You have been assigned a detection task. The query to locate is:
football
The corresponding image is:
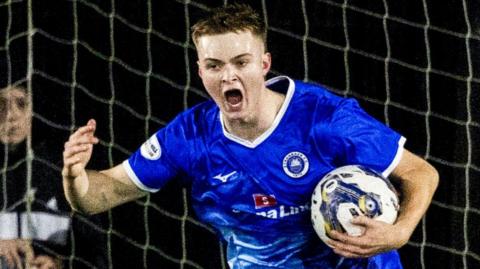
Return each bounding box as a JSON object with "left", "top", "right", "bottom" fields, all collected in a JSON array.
[{"left": 311, "top": 165, "right": 399, "bottom": 246}]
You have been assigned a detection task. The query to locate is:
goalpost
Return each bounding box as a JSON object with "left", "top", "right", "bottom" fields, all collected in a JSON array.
[{"left": 1, "top": 0, "right": 479, "bottom": 268}]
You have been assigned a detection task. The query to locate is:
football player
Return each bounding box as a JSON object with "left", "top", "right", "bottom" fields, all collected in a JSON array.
[{"left": 62, "top": 3, "right": 439, "bottom": 268}]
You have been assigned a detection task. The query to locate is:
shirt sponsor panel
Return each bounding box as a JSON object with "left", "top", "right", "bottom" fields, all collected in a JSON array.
[{"left": 255, "top": 203, "right": 310, "bottom": 219}]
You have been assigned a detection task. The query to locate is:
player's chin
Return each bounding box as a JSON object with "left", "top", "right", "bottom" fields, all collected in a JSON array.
[
  {"left": 222, "top": 111, "right": 246, "bottom": 122},
  {"left": 221, "top": 103, "right": 246, "bottom": 118}
]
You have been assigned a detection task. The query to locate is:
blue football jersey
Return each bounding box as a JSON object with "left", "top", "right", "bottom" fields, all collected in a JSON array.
[{"left": 123, "top": 76, "right": 406, "bottom": 269}]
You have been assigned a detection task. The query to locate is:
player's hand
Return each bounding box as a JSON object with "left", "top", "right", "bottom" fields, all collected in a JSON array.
[
  {"left": 62, "top": 119, "right": 99, "bottom": 179},
  {"left": 0, "top": 239, "right": 34, "bottom": 269},
  {"left": 327, "top": 216, "right": 410, "bottom": 258},
  {"left": 30, "top": 255, "right": 62, "bottom": 269}
]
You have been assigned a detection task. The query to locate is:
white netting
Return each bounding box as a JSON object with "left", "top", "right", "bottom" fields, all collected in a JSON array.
[{"left": 1, "top": 0, "right": 479, "bottom": 268}]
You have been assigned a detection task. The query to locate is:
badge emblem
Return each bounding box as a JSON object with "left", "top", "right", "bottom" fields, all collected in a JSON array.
[
  {"left": 282, "top": 151, "right": 309, "bottom": 178},
  {"left": 140, "top": 134, "right": 161, "bottom": 160}
]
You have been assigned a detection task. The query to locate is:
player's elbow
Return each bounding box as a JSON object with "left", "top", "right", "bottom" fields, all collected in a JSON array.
[{"left": 425, "top": 161, "right": 439, "bottom": 193}]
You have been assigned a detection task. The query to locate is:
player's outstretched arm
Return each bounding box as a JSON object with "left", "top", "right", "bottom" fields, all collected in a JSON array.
[
  {"left": 62, "top": 119, "right": 146, "bottom": 215},
  {"left": 328, "top": 149, "right": 439, "bottom": 258}
]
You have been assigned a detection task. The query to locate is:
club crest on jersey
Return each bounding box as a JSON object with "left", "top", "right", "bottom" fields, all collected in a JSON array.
[
  {"left": 282, "top": 151, "right": 309, "bottom": 178},
  {"left": 140, "top": 134, "right": 161, "bottom": 160}
]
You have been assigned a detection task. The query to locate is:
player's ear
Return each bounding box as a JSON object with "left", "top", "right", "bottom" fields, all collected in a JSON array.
[{"left": 262, "top": 52, "right": 271, "bottom": 76}]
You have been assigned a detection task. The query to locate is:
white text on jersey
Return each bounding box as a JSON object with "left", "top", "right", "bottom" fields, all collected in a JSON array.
[{"left": 256, "top": 203, "right": 310, "bottom": 219}]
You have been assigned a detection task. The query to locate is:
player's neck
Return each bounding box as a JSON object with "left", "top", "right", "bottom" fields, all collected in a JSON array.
[{"left": 223, "top": 89, "right": 285, "bottom": 142}]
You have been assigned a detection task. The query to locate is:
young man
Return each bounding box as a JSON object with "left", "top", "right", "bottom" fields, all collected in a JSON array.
[{"left": 62, "top": 4, "right": 438, "bottom": 268}]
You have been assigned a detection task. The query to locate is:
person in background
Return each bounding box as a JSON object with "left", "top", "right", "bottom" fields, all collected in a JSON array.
[
  {"left": 0, "top": 85, "right": 107, "bottom": 269},
  {"left": 0, "top": 85, "right": 68, "bottom": 269}
]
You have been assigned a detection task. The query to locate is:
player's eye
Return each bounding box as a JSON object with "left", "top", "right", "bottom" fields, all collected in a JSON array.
[
  {"left": 206, "top": 63, "right": 217, "bottom": 69},
  {"left": 205, "top": 62, "right": 222, "bottom": 70},
  {"left": 236, "top": 59, "right": 249, "bottom": 67}
]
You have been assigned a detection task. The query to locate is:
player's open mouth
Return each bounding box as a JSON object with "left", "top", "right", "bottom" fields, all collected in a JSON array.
[{"left": 224, "top": 89, "right": 243, "bottom": 107}]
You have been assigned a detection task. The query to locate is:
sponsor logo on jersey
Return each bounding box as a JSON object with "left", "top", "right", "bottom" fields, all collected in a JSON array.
[
  {"left": 253, "top": 194, "right": 277, "bottom": 209},
  {"left": 140, "top": 134, "right": 161, "bottom": 160},
  {"left": 213, "top": 171, "right": 238, "bottom": 183},
  {"left": 256, "top": 203, "right": 310, "bottom": 219},
  {"left": 282, "top": 151, "right": 309, "bottom": 178}
]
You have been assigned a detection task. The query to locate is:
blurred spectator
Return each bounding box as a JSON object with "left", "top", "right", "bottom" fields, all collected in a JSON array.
[{"left": 0, "top": 85, "right": 107, "bottom": 269}]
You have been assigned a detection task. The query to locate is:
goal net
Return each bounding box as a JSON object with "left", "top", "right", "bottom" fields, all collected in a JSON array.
[{"left": 1, "top": 0, "right": 479, "bottom": 268}]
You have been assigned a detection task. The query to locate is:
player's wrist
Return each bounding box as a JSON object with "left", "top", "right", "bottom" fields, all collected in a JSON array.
[
  {"left": 392, "top": 220, "right": 415, "bottom": 247},
  {"left": 61, "top": 170, "right": 76, "bottom": 179}
]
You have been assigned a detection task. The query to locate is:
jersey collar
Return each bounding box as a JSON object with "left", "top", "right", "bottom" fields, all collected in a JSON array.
[{"left": 220, "top": 76, "right": 295, "bottom": 148}]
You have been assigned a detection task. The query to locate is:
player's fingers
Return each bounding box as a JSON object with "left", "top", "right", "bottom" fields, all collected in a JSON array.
[
  {"left": 63, "top": 153, "right": 84, "bottom": 168},
  {"left": 62, "top": 156, "right": 84, "bottom": 177},
  {"left": 87, "top": 118, "right": 96, "bottom": 127},
  {"left": 328, "top": 231, "right": 367, "bottom": 248},
  {"left": 331, "top": 246, "right": 357, "bottom": 258},
  {"left": 327, "top": 233, "right": 351, "bottom": 246},
  {"left": 63, "top": 144, "right": 91, "bottom": 158},
  {"left": 350, "top": 216, "right": 375, "bottom": 227},
  {"left": 327, "top": 230, "right": 347, "bottom": 242},
  {"left": 69, "top": 126, "right": 94, "bottom": 140},
  {"left": 68, "top": 120, "right": 97, "bottom": 140},
  {"left": 332, "top": 247, "right": 368, "bottom": 259},
  {"left": 62, "top": 156, "right": 83, "bottom": 167},
  {"left": 330, "top": 239, "right": 375, "bottom": 258},
  {"left": 65, "top": 136, "right": 99, "bottom": 149}
]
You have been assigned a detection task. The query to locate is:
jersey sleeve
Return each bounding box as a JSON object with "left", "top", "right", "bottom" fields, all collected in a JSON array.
[
  {"left": 122, "top": 114, "right": 191, "bottom": 192},
  {"left": 320, "top": 98, "right": 406, "bottom": 177}
]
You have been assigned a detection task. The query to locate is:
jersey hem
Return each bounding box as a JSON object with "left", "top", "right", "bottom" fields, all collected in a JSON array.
[{"left": 122, "top": 160, "right": 160, "bottom": 193}]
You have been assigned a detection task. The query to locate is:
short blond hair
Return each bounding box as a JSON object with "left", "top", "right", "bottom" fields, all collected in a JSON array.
[{"left": 191, "top": 3, "right": 266, "bottom": 48}]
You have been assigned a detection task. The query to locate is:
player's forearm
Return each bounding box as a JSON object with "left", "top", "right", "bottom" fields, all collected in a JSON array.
[
  {"left": 65, "top": 168, "right": 147, "bottom": 215},
  {"left": 394, "top": 161, "right": 439, "bottom": 243},
  {"left": 63, "top": 170, "right": 135, "bottom": 215}
]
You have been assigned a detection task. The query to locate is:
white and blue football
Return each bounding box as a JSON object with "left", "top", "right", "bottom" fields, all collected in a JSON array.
[{"left": 311, "top": 165, "right": 400, "bottom": 246}]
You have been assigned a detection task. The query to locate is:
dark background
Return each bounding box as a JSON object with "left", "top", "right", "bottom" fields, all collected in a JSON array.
[{"left": 1, "top": 0, "right": 479, "bottom": 268}]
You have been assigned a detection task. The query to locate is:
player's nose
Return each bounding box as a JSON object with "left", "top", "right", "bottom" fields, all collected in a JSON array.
[{"left": 221, "top": 64, "right": 238, "bottom": 83}]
